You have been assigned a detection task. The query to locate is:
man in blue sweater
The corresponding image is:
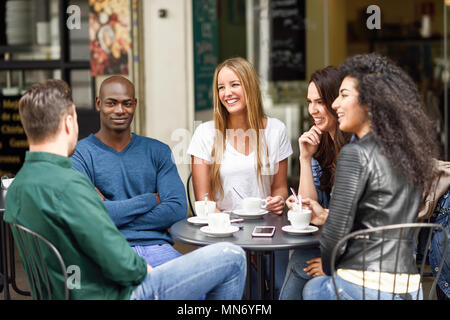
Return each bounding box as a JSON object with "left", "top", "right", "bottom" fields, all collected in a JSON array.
[{"left": 71, "top": 76, "right": 186, "bottom": 267}]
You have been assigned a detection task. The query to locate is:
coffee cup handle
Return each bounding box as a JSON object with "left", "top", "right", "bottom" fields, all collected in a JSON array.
[{"left": 261, "top": 199, "right": 267, "bottom": 209}]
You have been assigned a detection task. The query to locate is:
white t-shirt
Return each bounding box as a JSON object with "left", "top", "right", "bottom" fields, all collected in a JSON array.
[{"left": 187, "top": 117, "right": 293, "bottom": 211}]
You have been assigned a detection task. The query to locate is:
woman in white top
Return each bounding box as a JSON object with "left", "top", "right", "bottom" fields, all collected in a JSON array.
[
  {"left": 187, "top": 57, "right": 292, "bottom": 213},
  {"left": 187, "top": 57, "right": 292, "bottom": 299}
]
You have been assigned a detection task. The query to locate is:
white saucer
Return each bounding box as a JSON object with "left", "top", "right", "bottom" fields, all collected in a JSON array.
[
  {"left": 282, "top": 225, "right": 319, "bottom": 235},
  {"left": 200, "top": 225, "right": 239, "bottom": 237},
  {"left": 187, "top": 216, "right": 208, "bottom": 225},
  {"left": 232, "top": 209, "right": 269, "bottom": 219}
]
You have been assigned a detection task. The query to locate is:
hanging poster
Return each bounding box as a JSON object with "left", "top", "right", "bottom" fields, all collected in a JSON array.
[
  {"left": 0, "top": 95, "right": 27, "bottom": 177},
  {"left": 193, "top": 0, "right": 218, "bottom": 111},
  {"left": 89, "top": 0, "right": 131, "bottom": 76}
]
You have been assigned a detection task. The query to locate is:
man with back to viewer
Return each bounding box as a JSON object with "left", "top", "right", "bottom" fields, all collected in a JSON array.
[
  {"left": 71, "top": 75, "right": 186, "bottom": 267},
  {"left": 3, "top": 79, "right": 246, "bottom": 299}
]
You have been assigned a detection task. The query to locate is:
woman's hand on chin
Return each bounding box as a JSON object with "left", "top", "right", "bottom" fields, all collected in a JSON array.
[{"left": 299, "top": 125, "right": 322, "bottom": 160}]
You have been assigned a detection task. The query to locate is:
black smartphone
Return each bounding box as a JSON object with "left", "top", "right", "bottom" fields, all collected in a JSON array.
[{"left": 251, "top": 226, "right": 276, "bottom": 237}]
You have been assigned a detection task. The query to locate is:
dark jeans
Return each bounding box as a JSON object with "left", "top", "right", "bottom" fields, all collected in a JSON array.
[{"left": 279, "top": 246, "right": 321, "bottom": 300}]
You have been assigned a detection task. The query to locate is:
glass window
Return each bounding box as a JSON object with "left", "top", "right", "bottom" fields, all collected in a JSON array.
[{"left": 71, "top": 70, "right": 92, "bottom": 109}]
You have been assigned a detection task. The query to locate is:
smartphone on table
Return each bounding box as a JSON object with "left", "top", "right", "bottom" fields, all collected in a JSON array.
[{"left": 251, "top": 226, "right": 276, "bottom": 237}]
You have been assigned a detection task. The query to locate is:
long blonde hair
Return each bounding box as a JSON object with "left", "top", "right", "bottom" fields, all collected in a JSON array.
[{"left": 210, "top": 57, "right": 267, "bottom": 200}]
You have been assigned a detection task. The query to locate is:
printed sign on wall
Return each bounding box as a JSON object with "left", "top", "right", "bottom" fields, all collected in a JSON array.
[
  {"left": 0, "top": 95, "right": 27, "bottom": 177},
  {"left": 193, "top": 0, "right": 218, "bottom": 111},
  {"left": 89, "top": 0, "right": 131, "bottom": 76}
]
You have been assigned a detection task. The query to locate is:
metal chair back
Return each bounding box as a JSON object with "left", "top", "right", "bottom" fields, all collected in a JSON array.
[
  {"left": 330, "top": 223, "right": 448, "bottom": 300},
  {"left": 186, "top": 172, "right": 196, "bottom": 216},
  {"left": 8, "top": 223, "right": 69, "bottom": 300}
]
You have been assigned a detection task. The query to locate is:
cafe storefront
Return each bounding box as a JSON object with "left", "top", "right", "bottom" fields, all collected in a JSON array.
[{"left": 0, "top": 0, "right": 448, "bottom": 187}]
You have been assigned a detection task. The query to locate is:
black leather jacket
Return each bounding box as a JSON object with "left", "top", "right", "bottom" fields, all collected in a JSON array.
[{"left": 321, "top": 132, "right": 422, "bottom": 275}]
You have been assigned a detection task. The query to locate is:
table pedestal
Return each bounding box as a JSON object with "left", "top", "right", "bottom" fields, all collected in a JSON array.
[{"left": 171, "top": 212, "right": 321, "bottom": 300}]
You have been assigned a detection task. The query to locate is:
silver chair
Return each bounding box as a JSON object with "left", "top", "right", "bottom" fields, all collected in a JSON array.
[
  {"left": 1, "top": 177, "right": 31, "bottom": 299},
  {"left": 186, "top": 172, "right": 196, "bottom": 216},
  {"left": 330, "top": 223, "right": 448, "bottom": 300},
  {"left": 8, "top": 223, "right": 69, "bottom": 300}
]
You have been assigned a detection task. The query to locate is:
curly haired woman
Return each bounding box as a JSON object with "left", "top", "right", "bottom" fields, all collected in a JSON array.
[{"left": 301, "top": 53, "right": 439, "bottom": 300}]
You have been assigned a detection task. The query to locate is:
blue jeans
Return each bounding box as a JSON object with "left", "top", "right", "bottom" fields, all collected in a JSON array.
[
  {"left": 131, "top": 244, "right": 182, "bottom": 267},
  {"left": 429, "top": 201, "right": 450, "bottom": 299},
  {"left": 303, "top": 275, "right": 423, "bottom": 300},
  {"left": 130, "top": 242, "right": 246, "bottom": 300},
  {"left": 279, "top": 247, "right": 321, "bottom": 300}
]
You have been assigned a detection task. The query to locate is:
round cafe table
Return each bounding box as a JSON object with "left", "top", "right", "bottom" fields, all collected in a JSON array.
[{"left": 170, "top": 212, "right": 320, "bottom": 300}]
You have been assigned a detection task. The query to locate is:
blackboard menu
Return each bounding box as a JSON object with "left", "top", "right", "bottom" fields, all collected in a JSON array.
[
  {"left": 193, "top": 0, "right": 218, "bottom": 111},
  {"left": 0, "top": 95, "right": 27, "bottom": 177},
  {"left": 270, "top": 0, "right": 306, "bottom": 81}
]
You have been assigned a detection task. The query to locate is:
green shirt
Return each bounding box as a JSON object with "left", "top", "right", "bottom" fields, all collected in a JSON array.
[{"left": 3, "top": 152, "right": 147, "bottom": 299}]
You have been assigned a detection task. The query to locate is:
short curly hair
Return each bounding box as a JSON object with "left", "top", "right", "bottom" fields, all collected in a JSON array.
[{"left": 338, "top": 53, "right": 439, "bottom": 189}]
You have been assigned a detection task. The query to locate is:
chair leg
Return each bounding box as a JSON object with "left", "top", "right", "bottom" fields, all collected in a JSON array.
[
  {"left": 8, "top": 233, "right": 30, "bottom": 296},
  {"left": 244, "top": 251, "right": 252, "bottom": 300},
  {"left": 1, "top": 220, "right": 10, "bottom": 299},
  {"left": 257, "top": 252, "right": 264, "bottom": 300}
]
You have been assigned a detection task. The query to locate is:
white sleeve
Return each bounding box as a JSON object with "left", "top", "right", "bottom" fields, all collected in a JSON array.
[
  {"left": 272, "top": 120, "right": 293, "bottom": 162},
  {"left": 187, "top": 122, "right": 214, "bottom": 162}
]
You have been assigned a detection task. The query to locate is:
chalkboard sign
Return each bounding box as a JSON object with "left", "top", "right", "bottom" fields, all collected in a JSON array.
[
  {"left": 193, "top": 0, "right": 218, "bottom": 111},
  {"left": 270, "top": 0, "right": 306, "bottom": 81},
  {"left": 0, "top": 95, "right": 27, "bottom": 177}
]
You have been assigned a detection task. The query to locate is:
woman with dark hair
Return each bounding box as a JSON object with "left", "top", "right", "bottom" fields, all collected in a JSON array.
[
  {"left": 279, "top": 66, "right": 352, "bottom": 299},
  {"left": 302, "top": 53, "right": 439, "bottom": 300},
  {"left": 293, "top": 66, "right": 352, "bottom": 208}
]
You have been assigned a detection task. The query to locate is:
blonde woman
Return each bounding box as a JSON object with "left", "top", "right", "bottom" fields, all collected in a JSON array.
[
  {"left": 187, "top": 57, "right": 292, "bottom": 214},
  {"left": 187, "top": 57, "right": 292, "bottom": 298}
]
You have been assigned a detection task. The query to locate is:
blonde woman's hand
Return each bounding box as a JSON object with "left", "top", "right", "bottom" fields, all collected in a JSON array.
[
  {"left": 301, "top": 197, "right": 329, "bottom": 226},
  {"left": 266, "top": 195, "right": 285, "bottom": 215},
  {"left": 299, "top": 125, "right": 322, "bottom": 160}
]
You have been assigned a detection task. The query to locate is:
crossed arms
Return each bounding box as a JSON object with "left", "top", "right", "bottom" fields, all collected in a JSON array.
[{"left": 72, "top": 149, "right": 187, "bottom": 230}]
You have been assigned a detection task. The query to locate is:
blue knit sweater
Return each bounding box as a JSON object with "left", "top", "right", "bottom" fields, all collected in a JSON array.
[{"left": 71, "top": 133, "right": 187, "bottom": 246}]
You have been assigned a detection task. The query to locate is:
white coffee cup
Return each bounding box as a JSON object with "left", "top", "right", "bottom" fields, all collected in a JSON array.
[
  {"left": 195, "top": 200, "right": 216, "bottom": 218},
  {"left": 208, "top": 212, "right": 231, "bottom": 232},
  {"left": 291, "top": 201, "right": 300, "bottom": 212},
  {"left": 242, "top": 197, "right": 267, "bottom": 213},
  {"left": 288, "top": 208, "right": 312, "bottom": 230}
]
